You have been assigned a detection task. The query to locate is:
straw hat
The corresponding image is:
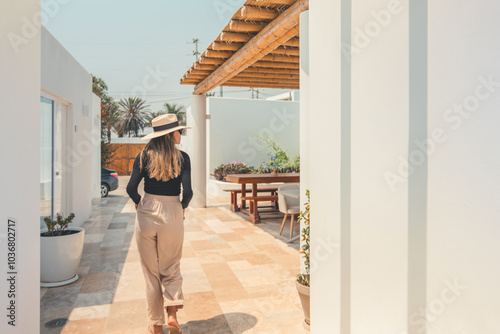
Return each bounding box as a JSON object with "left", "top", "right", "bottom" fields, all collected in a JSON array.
[{"left": 141, "top": 114, "right": 191, "bottom": 141}]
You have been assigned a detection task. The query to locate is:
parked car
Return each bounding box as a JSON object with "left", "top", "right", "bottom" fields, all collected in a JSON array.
[{"left": 101, "top": 168, "right": 119, "bottom": 197}]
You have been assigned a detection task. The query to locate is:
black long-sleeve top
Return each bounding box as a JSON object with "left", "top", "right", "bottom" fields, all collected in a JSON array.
[{"left": 126, "top": 150, "right": 193, "bottom": 209}]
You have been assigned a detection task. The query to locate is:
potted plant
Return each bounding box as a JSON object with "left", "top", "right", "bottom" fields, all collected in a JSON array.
[
  {"left": 296, "top": 189, "right": 310, "bottom": 330},
  {"left": 40, "top": 213, "right": 85, "bottom": 287}
]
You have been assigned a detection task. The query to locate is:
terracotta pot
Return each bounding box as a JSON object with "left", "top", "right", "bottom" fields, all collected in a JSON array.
[
  {"left": 296, "top": 280, "right": 310, "bottom": 330},
  {"left": 40, "top": 227, "right": 85, "bottom": 287}
]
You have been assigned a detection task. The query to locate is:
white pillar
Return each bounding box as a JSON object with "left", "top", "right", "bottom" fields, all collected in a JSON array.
[
  {"left": 299, "top": 10, "right": 310, "bottom": 275},
  {"left": 309, "top": 1, "right": 343, "bottom": 332},
  {"left": 189, "top": 94, "right": 207, "bottom": 208},
  {"left": 0, "top": 1, "right": 41, "bottom": 333}
]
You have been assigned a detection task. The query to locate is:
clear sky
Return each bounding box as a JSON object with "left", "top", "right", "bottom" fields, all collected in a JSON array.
[{"left": 42, "top": 0, "right": 289, "bottom": 112}]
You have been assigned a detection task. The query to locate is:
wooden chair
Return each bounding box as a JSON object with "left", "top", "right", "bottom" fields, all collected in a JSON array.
[{"left": 278, "top": 183, "right": 300, "bottom": 238}]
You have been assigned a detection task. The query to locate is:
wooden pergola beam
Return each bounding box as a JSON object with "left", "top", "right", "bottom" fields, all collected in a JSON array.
[
  {"left": 282, "top": 37, "right": 299, "bottom": 47},
  {"left": 184, "top": 72, "right": 299, "bottom": 84},
  {"left": 222, "top": 81, "right": 299, "bottom": 89},
  {"left": 261, "top": 54, "right": 299, "bottom": 63},
  {"left": 228, "top": 20, "right": 268, "bottom": 33},
  {"left": 238, "top": 6, "right": 280, "bottom": 21},
  {"left": 218, "top": 32, "right": 254, "bottom": 43},
  {"left": 193, "top": 63, "right": 219, "bottom": 71},
  {"left": 228, "top": 76, "right": 299, "bottom": 84},
  {"left": 210, "top": 42, "right": 244, "bottom": 51},
  {"left": 197, "top": 57, "right": 225, "bottom": 65},
  {"left": 188, "top": 69, "right": 212, "bottom": 76},
  {"left": 246, "top": 0, "right": 296, "bottom": 6},
  {"left": 183, "top": 74, "right": 206, "bottom": 80},
  {"left": 251, "top": 61, "right": 300, "bottom": 69},
  {"left": 204, "top": 50, "right": 234, "bottom": 58},
  {"left": 235, "top": 73, "right": 298, "bottom": 80},
  {"left": 268, "top": 46, "right": 300, "bottom": 56},
  {"left": 242, "top": 67, "right": 299, "bottom": 74},
  {"left": 192, "top": 0, "right": 308, "bottom": 94}
]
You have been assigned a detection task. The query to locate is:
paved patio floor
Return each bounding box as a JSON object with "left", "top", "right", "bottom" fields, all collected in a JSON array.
[{"left": 40, "top": 176, "right": 305, "bottom": 334}]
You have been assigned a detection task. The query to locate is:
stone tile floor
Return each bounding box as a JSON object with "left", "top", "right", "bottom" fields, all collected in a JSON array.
[{"left": 40, "top": 176, "right": 305, "bottom": 334}]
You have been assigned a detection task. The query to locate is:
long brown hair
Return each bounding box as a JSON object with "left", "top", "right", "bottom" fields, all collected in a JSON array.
[{"left": 140, "top": 133, "right": 182, "bottom": 181}]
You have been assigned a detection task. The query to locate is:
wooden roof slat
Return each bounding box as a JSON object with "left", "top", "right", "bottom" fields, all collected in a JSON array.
[
  {"left": 243, "top": 67, "right": 299, "bottom": 74},
  {"left": 197, "top": 57, "right": 225, "bottom": 65},
  {"left": 204, "top": 50, "right": 234, "bottom": 59},
  {"left": 282, "top": 37, "right": 299, "bottom": 47},
  {"left": 222, "top": 81, "right": 299, "bottom": 89},
  {"left": 236, "top": 72, "right": 298, "bottom": 79},
  {"left": 218, "top": 32, "right": 254, "bottom": 43},
  {"left": 239, "top": 6, "right": 280, "bottom": 21},
  {"left": 261, "top": 54, "right": 299, "bottom": 63},
  {"left": 268, "top": 46, "right": 300, "bottom": 56},
  {"left": 193, "top": 63, "right": 219, "bottom": 71},
  {"left": 227, "top": 75, "right": 299, "bottom": 83},
  {"left": 210, "top": 42, "right": 245, "bottom": 51},
  {"left": 245, "top": 0, "right": 297, "bottom": 7},
  {"left": 188, "top": 70, "right": 212, "bottom": 76},
  {"left": 251, "top": 60, "right": 300, "bottom": 69},
  {"left": 228, "top": 20, "right": 268, "bottom": 33}
]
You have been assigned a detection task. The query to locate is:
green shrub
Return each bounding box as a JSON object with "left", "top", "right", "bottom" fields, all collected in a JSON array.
[{"left": 213, "top": 162, "right": 255, "bottom": 181}]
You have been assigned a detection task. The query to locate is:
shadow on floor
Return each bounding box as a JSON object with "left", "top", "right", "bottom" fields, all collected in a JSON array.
[
  {"left": 182, "top": 312, "right": 257, "bottom": 334},
  {"left": 212, "top": 202, "right": 301, "bottom": 252}
]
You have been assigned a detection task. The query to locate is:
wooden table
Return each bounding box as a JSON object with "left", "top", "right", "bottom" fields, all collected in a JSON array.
[{"left": 225, "top": 173, "right": 300, "bottom": 223}]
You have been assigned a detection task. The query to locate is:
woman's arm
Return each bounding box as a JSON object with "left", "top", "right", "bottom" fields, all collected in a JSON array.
[
  {"left": 126, "top": 153, "right": 144, "bottom": 205},
  {"left": 181, "top": 153, "right": 193, "bottom": 209}
]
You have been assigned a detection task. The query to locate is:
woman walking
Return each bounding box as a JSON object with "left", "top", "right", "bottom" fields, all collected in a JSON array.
[{"left": 126, "top": 114, "right": 193, "bottom": 334}]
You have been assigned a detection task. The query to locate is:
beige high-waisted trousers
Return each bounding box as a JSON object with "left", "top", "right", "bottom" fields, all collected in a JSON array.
[{"left": 135, "top": 193, "right": 184, "bottom": 326}]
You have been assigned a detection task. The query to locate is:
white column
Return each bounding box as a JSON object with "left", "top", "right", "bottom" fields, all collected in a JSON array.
[
  {"left": 309, "top": 1, "right": 343, "bottom": 332},
  {"left": 0, "top": 1, "right": 41, "bottom": 333},
  {"left": 350, "top": 0, "right": 410, "bottom": 332},
  {"left": 189, "top": 94, "right": 207, "bottom": 208},
  {"left": 299, "top": 10, "right": 310, "bottom": 275}
]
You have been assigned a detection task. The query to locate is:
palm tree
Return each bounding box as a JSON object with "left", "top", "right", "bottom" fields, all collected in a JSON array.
[
  {"left": 145, "top": 111, "right": 166, "bottom": 127},
  {"left": 101, "top": 101, "right": 119, "bottom": 142},
  {"left": 163, "top": 103, "right": 187, "bottom": 126},
  {"left": 116, "top": 97, "right": 150, "bottom": 137}
]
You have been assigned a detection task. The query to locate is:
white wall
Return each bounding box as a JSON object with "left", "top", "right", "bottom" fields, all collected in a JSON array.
[
  {"left": 206, "top": 97, "right": 300, "bottom": 176},
  {"left": 308, "top": 0, "right": 500, "bottom": 333},
  {"left": 41, "top": 26, "right": 96, "bottom": 227},
  {"left": 0, "top": 1, "right": 41, "bottom": 332},
  {"left": 427, "top": 1, "right": 500, "bottom": 333}
]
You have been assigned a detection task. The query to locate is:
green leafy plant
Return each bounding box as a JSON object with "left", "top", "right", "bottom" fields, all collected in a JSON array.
[
  {"left": 297, "top": 190, "right": 310, "bottom": 287},
  {"left": 42, "top": 213, "right": 76, "bottom": 237},
  {"left": 255, "top": 133, "right": 300, "bottom": 173},
  {"left": 213, "top": 162, "right": 255, "bottom": 182}
]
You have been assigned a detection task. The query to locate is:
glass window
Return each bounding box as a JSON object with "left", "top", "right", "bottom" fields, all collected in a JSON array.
[{"left": 40, "top": 96, "right": 53, "bottom": 228}]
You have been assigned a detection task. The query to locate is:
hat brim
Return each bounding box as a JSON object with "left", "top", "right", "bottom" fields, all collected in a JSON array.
[{"left": 141, "top": 125, "right": 191, "bottom": 141}]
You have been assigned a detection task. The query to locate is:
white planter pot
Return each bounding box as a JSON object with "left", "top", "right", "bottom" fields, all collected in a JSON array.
[{"left": 40, "top": 227, "right": 85, "bottom": 287}]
